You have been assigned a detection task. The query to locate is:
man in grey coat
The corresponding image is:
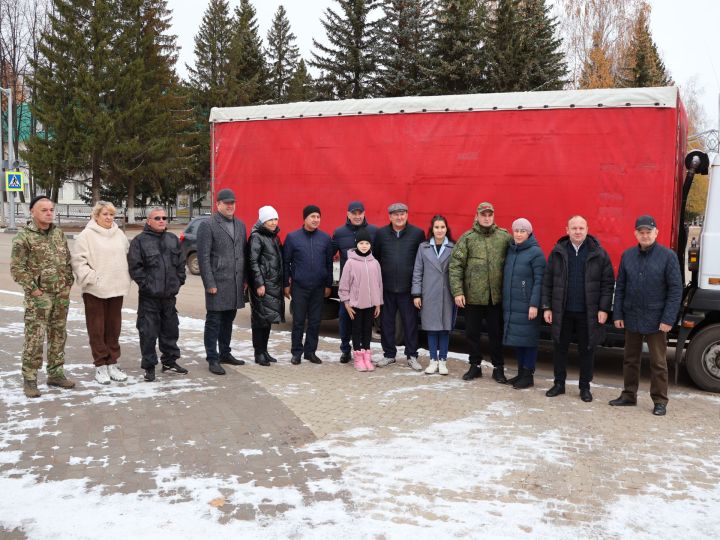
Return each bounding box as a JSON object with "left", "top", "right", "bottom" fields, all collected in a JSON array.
[{"left": 197, "top": 188, "right": 248, "bottom": 375}]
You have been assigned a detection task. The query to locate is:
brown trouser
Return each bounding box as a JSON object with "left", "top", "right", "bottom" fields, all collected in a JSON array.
[
  {"left": 621, "top": 330, "right": 669, "bottom": 405},
  {"left": 83, "top": 293, "right": 123, "bottom": 366}
]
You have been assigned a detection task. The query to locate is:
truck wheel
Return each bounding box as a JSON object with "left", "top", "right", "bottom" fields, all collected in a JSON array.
[
  {"left": 685, "top": 324, "right": 720, "bottom": 392},
  {"left": 187, "top": 252, "right": 200, "bottom": 275}
]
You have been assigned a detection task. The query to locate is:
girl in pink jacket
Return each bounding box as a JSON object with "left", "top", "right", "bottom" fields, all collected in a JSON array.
[{"left": 338, "top": 229, "right": 383, "bottom": 372}]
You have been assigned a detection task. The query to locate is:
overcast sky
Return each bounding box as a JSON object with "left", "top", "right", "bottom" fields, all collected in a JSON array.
[{"left": 166, "top": 0, "right": 720, "bottom": 131}]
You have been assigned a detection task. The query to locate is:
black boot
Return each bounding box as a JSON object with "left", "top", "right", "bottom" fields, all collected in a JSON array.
[
  {"left": 339, "top": 351, "right": 352, "bottom": 364},
  {"left": 263, "top": 352, "right": 277, "bottom": 363},
  {"left": 545, "top": 383, "right": 566, "bottom": 397},
  {"left": 254, "top": 353, "right": 270, "bottom": 366},
  {"left": 512, "top": 368, "right": 534, "bottom": 389},
  {"left": 462, "top": 364, "right": 482, "bottom": 381},
  {"left": 492, "top": 367, "right": 508, "bottom": 384}
]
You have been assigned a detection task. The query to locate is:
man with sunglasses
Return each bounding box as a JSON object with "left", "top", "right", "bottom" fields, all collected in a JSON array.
[{"left": 128, "top": 207, "right": 188, "bottom": 381}]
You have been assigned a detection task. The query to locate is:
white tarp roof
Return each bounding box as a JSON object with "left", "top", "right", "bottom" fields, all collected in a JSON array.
[{"left": 209, "top": 86, "right": 679, "bottom": 123}]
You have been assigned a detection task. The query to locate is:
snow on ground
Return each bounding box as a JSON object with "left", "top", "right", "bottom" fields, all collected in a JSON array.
[{"left": 1, "top": 298, "right": 719, "bottom": 538}]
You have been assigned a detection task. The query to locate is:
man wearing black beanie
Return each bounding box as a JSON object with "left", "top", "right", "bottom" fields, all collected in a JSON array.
[{"left": 283, "top": 205, "right": 333, "bottom": 364}]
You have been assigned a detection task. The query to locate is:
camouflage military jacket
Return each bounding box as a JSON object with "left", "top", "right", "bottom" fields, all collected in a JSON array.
[
  {"left": 449, "top": 222, "right": 511, "bottom": 305},
  {"left": 11, "top": 221, "right": 74, "bottom": 295}
]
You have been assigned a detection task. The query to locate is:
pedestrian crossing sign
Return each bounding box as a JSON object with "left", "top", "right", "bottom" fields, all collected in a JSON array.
[{"left": 5, "top": 171, "right": 24, "bottom": 191}]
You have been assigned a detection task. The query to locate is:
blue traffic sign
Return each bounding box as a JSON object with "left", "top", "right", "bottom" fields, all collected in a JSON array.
[{"left": 5, "top": 171, "right": 24, "bottom": 191}]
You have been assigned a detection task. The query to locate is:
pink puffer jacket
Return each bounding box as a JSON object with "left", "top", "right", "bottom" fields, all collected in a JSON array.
[{"left": 338, "top": 249, "right": 383, "bottom": 308}]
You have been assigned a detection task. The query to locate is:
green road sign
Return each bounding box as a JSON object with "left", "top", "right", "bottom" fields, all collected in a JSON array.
[{"left": 5, "top": 171, "right": 24, "bottom": 192}]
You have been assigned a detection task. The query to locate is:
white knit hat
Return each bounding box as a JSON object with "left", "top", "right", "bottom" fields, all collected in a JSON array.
[{"left": 258, "top": 205, "right": 279, "bottom": 223}]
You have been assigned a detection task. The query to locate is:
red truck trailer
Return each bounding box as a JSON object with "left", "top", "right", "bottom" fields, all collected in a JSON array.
[
  {"left": 210, "top": 87, "right": 686, "bottom": 272},
  {"left": 208, "top": 87, "right": 720, "bottom": 393}
]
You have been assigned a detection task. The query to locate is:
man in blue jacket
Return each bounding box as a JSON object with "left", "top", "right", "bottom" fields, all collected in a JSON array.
[
  {"left": 284, "top": 205, "right": 333, "bottom": 365},
  {"left": 332, "top": 201, "right": 378, "bottom": 363},
  {"left": 373, "top": 202, "right": 425, "bottom": 370},
  {"left": 610, "top": 215, "right": 682, "bottom": 416}
]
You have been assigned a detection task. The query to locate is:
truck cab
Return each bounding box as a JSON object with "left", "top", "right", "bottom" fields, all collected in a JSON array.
[{"left": 675, "top": 152, "right": 720, "bottom": 392}]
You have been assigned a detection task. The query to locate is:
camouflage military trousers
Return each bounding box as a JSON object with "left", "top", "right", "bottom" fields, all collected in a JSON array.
[{"left": 22, "top": 291, "right": 70, "bottom": 381}]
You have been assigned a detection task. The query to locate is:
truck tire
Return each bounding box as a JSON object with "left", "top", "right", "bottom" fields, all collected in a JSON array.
[
  {"left": 685, "top": 324, "right": 720, "bottom": 393},
  {"left": 187, "top": 252, "right": 200, "bottom": 275}
]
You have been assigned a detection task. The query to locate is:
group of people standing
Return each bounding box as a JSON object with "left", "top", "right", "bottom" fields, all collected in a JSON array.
[
  {"left": 11, "top": 196, "right": 187, "bottom": 396},
  {"left": 11, "top": 191, "right": 683, "bottom": 415}
]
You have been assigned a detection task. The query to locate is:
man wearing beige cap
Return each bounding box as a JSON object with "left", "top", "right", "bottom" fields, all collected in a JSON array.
[
  {"left": 449, "top": 202, "right": 511, "bottom": 382},
  {"left": 373, "top": 202, "right": 425, "bottom": 370}
]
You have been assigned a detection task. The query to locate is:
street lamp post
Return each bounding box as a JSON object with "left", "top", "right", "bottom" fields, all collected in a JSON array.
[{"left": 1, "top": 87, "right": 18, "bottom": 231}]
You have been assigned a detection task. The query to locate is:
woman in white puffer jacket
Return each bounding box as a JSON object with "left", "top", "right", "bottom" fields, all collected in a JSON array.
[{"left": 71, "top": 201, "right": 131, "bottom": 385}]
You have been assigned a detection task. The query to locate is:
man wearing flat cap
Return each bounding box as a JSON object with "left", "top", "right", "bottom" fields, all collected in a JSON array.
[
  {"left": 609, "top": 215, "right": 682, "bottom": 416},
  {"left": 332, "top": 201, "right": 378, "bottom": 363},
  {"left": 11, "top": 195, "right": 76, "bottom": 397},
  {"left": 283, "top": 205, "right": 333, "bottom": 365},
  {"left": 373, "top": 202, "right": 425, "bottom": 370},
  {"left": 197, "top": 188, "right": 248, "bottom": 375},
  {"left": 449, "top": 202, "right": 511, "bottom": 382}
]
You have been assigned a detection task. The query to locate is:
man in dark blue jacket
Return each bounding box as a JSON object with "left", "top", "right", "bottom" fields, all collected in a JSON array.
[
  {"left": 332, "top": 201, "right": 378, "bottom": 363},
  {"left": 284, "top": 205, "right": 333, "bottom": 365},
  {"left": 373, "top": 202, "right": 425, "bottom": 370},
  {"left": 128, "top": 207, "right": 188, "bottom": 382},
  {"left": 610, "top": 215, "right": 682, "bottom": 416}
]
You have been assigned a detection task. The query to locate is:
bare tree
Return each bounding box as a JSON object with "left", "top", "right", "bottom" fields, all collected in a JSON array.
[
  {"left": 555, "top": 0, "right": 644, "bottom": 88},
  {"left": 1, "top": 0, "right": 51, "bottom": 200}
]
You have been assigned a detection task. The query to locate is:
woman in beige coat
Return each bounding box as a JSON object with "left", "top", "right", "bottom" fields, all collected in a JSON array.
[{"left": 71, "top": 201, "right": 131, "bottom": 384}]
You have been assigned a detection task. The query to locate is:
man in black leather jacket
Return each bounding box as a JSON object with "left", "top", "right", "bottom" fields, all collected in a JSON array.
[{"left": 128, "top": 207, "right": 187, "bottom": 381}]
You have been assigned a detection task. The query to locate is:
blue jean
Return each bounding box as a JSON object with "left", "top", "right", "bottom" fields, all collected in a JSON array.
[
  {"left": 338, "top": 302, "right": 352, "bottom": 354},
  {"left": 204, "top": 310, "right": 236, "bottom": 363},
  {"left": 427, "top": 331, "right": 450, "bottom": 360},
  {"left": 515, "top": 346, "right": 538, "bottom": 370}
]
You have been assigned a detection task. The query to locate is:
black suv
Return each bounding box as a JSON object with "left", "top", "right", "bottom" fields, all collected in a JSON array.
[{"left": 179, "top": 215, "right": 209, "bottom": 275}]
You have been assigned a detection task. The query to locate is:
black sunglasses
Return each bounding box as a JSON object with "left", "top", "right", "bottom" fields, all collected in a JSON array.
[{"left": 152, "top": 216, "right": 168, "bottom": 221}]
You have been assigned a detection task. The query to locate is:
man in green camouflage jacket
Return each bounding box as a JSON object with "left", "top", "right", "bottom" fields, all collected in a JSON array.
[
  {"left": 449, "top": 202, "right": 511, "bottom": 383},
  {"left": 10, "top": 196, "right": 76, "bottom": 398}
]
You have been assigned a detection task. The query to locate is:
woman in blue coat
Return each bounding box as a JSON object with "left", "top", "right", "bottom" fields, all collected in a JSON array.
[{"left": 502, "top": 218, "right": 546, "bottom": 389}]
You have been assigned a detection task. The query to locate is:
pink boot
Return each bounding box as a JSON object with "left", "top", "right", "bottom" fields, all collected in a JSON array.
[
  {"left": 353, "top": 350, "right": 367, "bottom": 372},
  {"left": 363, "top": 349, "right": 375, "bottom": 372}
]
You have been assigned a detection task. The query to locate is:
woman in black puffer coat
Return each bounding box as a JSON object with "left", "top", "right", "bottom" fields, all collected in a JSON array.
[{"left": 248, "top": 206, "right": 285, "bottom": 366}]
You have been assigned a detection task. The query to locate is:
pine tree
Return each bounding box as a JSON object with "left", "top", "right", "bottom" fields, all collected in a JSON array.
[
  {"left": 286, "top": 59, "right": 316, "bottom": 102},
  {"left": 107, "top": 0, "right": 192, "bottom": 216},
  {"left": 310, "top": 0, "right": 378, "bottom": 100},
  {"left": 618, "top": 4, "right": 672, "bottom": 88},
  {"left": 26, "top": 0, "right": 121, "bottom": 202},
  {"left": 186, "top": 0, "right": 234, "bottom": 108},
  {"left": 374, "top": 0, "right": 434, "bottom": 97},
  {"left": 266, "top": 5, "right": 300, "bottom": 102},
  {"left": 185, "top": 0, "right": 234, "bottom": 196},
  {"left": 229, "top": 0, "right": 271, "bottom": 105},
  {"left": 484, "top": 0, "right": 566, "bottom": 93},
  {"left": 429, "top": 0, "right": 486, "bottom": 95},
  {"left": 579, "top": 30, "right": 615, "bottom": 89}
]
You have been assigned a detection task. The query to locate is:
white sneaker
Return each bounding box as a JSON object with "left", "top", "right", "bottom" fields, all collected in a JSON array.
[
  {"left": 407, "top": 357, "right": 422, "bottom": 372},
  {"left": 425, "top": 360, "right": 439, "bottom": 375},
  {"left": 107, "top": 364, "right": 127, "bottom": 382},
  {"left": 376, "top": 357, "right": 396, "bottom": 368},
  {"left": 438, "top": 360, "right": 449, "bottom": 375},
  {"left": 95, "top": 366, "right": 111, "bottom": 385}
]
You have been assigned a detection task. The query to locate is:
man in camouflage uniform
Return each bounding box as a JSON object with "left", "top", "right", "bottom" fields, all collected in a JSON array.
[
  {"left": 10, "top": 196, "right": 76, "bottom": 398},
  {"left": 449, "top": 202, "right": 512, "bottom": 383}
]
